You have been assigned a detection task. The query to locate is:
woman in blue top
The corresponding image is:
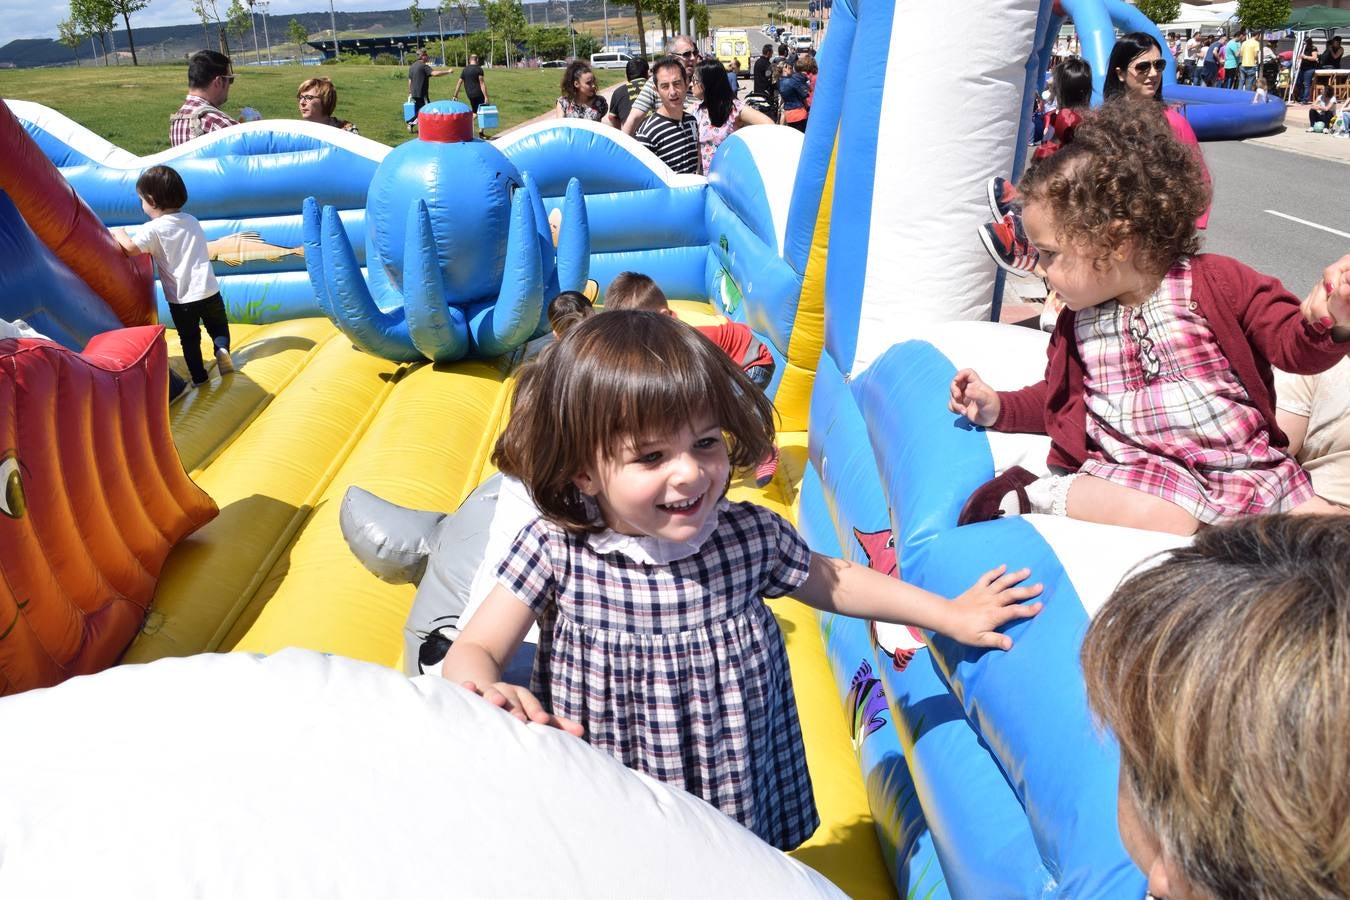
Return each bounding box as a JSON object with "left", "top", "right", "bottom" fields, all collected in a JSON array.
[{"left": 777, "top": 57, "right": 811, "bottom": 132}]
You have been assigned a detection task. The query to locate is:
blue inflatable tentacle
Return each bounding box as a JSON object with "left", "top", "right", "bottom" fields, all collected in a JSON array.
[
  {"left": 320, "top": 204, "right": 421, "bottom": 361},
  {"left": 555, "top": 177, "right": 590, "bottom": 295},
  {"left": 522, "top": 173, "right": 558, "bottom": 339},
  {"left": 468, "top": 188, "right": 543, "bottom": 357},
  {"left": 301, "top": 197, "right": 335, "bottom": 319},
  {"left": 403, "top": 200, "right": 470, "bottom": 363}
]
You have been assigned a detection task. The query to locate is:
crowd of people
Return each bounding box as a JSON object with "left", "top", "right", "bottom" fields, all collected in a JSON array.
[{"left": 130, "top": 36, "right": 1350, "bottom": 895}]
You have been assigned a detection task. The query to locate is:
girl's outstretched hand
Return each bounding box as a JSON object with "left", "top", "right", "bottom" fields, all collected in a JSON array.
[
  {"left": 460, "top": 679, "right": 586, "bottom": 738},
  {"left": 949, "top": 369, "right": 1001, "bottom": 427},
  {"left": 947, "top": 564, "right": 1043, "bottom": 650},
  {"left": 1302, "top": 254, "right": 1350, "bottom": 332}
]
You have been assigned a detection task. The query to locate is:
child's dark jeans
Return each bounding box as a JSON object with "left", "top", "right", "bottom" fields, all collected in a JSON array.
[{"left": 168, "top": 291, "right": 231, "bottom": 385}]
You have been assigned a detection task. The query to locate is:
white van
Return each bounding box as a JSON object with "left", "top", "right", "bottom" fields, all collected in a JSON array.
[
  {"left": 590, "top": 51, "right": 633, "bottom": 69},
  {"left": 793, "top": 35, "right": 814, "bottom": 51}
]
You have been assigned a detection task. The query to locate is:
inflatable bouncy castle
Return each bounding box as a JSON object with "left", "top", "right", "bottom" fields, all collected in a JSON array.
[{"left": 2, "top": 0, "right": 1257, "bottom": 894}]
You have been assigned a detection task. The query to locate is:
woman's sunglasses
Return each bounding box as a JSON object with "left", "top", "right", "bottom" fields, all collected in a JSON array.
[{"left": 1130, "top": 59, "right": 1167, "bottom": 76}]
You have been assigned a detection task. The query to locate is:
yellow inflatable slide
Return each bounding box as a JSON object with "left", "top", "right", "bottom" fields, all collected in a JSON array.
[{"left": 136, "top": 304, "right": 892, "bottom": 898}]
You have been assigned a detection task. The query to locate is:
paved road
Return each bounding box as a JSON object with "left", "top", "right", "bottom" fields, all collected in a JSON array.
[{"left": 1201, "top": 140, "right": 1350, "bottom": 294}]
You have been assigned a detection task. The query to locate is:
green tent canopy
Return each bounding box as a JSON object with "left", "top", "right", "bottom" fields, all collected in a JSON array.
[{"left": 1283, "top": 5, "right": 1350, "bottom": 30}]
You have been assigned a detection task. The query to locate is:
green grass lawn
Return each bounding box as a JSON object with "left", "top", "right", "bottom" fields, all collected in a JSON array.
[{"left": 0, "top": 63, "right": 623, "bottom": 155}]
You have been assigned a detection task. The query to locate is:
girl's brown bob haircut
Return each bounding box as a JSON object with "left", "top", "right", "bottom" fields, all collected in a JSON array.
[
  {"left": 492, "top": 310, "right": 776, "bottom": 533},
  {"left": 1018, "top": 98, "right": 1209, "bottom": 276},
  {"left": 1082, "top": 514, "right": 1350, "bottom": 899}
]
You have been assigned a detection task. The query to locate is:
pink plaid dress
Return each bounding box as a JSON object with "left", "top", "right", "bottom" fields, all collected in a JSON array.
[{"left": 1074, "top": 258, "right": 1313, "bottom": 524}]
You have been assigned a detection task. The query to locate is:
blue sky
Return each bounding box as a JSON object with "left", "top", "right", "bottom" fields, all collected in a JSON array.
[{"left": 4, "top": 0, "right": 542, "bottom": 43}]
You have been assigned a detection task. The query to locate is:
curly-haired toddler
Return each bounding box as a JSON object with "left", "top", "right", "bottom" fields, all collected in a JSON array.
[{"left": 951, "top": 100, "right": 1350, "bottom": 535}]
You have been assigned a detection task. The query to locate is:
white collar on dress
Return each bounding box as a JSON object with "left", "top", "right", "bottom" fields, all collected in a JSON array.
[{"left": 585, "top": 498, "right": 727, "bottom": 565}]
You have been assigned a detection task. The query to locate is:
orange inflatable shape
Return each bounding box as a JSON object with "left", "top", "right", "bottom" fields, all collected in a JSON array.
[{"left": 0, "top": 325, "right": 217, "bottom": 694}]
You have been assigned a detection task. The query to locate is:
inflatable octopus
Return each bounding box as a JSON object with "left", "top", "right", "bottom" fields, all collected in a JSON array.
[{"left": 303, "top": 101, "right": 590, "bottom": 362}]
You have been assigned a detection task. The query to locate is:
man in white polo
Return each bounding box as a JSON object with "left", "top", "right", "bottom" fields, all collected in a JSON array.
[{"left": 622, "top": 35, "right": 700, "bottom": 135}]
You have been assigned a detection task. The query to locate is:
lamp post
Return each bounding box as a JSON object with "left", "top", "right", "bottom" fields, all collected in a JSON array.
[
  {"left": 564, "top": 0, "right": 576, "bottom": 58},
  {"left": 603, "top": 0, "right": 609, "bottom": 49},
  {"left": 258, "top": 0, "right": 272, "bottom": 64},
  {"left": 329, "top": 0, "right": 340, "bottom": 60},
  {"left": 247, "top": 0, "right": 260, "bottom": 62}
]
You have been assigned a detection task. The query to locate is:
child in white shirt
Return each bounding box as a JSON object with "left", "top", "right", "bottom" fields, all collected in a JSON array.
[{"left": 112, "top": 165, "right": 232, "bottom": 386}]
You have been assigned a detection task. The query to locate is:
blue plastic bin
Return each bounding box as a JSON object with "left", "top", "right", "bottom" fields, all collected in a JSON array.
[
  {"left": 403, "top": 100, "right": 417, "bottom": 124},
  {"left": 476, "top": 105, "right": 499, "bottom": 130}
]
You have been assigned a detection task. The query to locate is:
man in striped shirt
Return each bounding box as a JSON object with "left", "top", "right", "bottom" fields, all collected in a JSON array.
[
  {"left": 170, "top": 51, "right": 238, "bottom": 147},
  {"left": 634, "top": 57, "right": 700, "bottom": 175},
  {"left": 621, "top": 35, "right": 700, "bottom": 134}
]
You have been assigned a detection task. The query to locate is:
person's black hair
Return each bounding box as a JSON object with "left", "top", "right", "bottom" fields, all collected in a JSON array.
[
  {"left": 1052, "top": 56, "right": 1093, "bottom": 110},
  {"left": 136, "top": 165, "right": 189, "bottom": 210},
  {"left": 761, "top": 43, "right": 772, "bottom": 54},
  {"left": 695, "top": 58, "right": 735, "bottom": 128},
  {"left": 650, "top": 55, "right": 685, "bottom": 86},
  {"left": 777, "top": 43, "right": 788, "bottom": 56},
  {"left": 1104, "top": 31, "right": 1163, "bottom": 102},
  {"left": 625, "top": 56, "right": 649, "bottom": 81},
  {"left": 187, "top": 49, "right": 231, "bottom": 90},
  {"left": 560, "top": 59, "right": 594, "bottom": 105}
]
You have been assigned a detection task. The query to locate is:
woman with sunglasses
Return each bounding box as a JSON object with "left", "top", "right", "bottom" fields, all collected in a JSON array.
[
  {"left": 296, "top": 77, "right": 358, "bottom": 134},
  {"left": 1105, "top": 31, "right": 1211, "bottom": 229}
]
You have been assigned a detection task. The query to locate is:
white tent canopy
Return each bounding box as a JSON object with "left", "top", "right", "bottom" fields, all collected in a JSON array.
[{"left": 1160, "top": 1, "right": 1238, "bottom": 31}]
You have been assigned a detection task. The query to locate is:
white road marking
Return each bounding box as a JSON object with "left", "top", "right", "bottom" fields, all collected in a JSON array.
[{"left": 1264, "top": 210, "right": 1350, "bottom": 240}]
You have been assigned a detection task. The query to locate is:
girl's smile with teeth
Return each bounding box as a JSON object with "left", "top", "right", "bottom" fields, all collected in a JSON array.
[{"left": 573, "top": 420, "right": 730, "bottom": 542}]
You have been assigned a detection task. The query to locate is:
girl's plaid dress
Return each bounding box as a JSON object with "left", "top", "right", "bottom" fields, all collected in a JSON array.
[
  {"left": 494, "top": 499, "right": 819, "bottom": 851},
  {"left": 1074, "top": 258, "right": 1313, "bottom": 524}
]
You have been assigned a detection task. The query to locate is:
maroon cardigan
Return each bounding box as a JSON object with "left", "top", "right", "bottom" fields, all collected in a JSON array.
[{"left": 994, "top": 254, "right": 1350, "bottom": 472}]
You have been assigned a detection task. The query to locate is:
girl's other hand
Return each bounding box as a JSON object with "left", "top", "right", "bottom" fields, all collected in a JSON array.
[
  {"left": 460, "top": 679, "right": 586, "bottom": 738},
  {"left": 1302, "top": 254, "right": 1350, "bottom": 331},
  {"left": 948, "top": 368, "right": 1002, "bottom": 427},
  {"left": 947, "top": 564, "right": 1043, "bottom": 650}
]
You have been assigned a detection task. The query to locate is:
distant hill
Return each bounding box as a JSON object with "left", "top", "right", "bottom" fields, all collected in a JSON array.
[
  {"left": 0, "top": 0, "right": 756, "bottom": 70},
  {"left": 1, "top": 9, "right": 489, "bottom": 69}
]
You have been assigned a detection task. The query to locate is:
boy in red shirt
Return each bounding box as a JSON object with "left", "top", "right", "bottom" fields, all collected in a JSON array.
[{"left": 604, "top": 272, "right": 779, "bottom": 484}]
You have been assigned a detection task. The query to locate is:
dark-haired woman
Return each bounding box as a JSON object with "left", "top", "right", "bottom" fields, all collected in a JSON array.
[
  {"left": 552, "top": 60, "right": 610, "bottom": 123},
  {"left": 1105, "top": 31, "right": 1210, "bottom": 229},
  {"left": 1297, "top": 39, "right": 1321, "bottom": 102},
  {"left": 691, "top": 58, "right": 772, "bottom": 173}
]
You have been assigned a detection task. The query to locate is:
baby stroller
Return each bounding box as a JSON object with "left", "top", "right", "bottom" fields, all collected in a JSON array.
[{"left": 746, "top": 90, "right": 778, "bottom": 123}]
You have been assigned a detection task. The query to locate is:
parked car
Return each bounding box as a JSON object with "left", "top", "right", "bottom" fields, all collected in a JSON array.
[
  {"left": 590, "top": 51, "right": 633, "bottom": 69},
  {"left": 793, "top": 35, "right": 814, "bottom": 51},
  {"left": 541, "top": 59, "right": 568, "bottom": 68}
]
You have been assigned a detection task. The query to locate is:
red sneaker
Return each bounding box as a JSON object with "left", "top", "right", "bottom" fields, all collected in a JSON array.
[
  {"left": 987, "top": 175, "right": 1020, "bottom": 219},
  {"left": 755, "top": 446, "right": 780, "bottom": 488},
  {"left": 979, "top": 213, "right": 1040, "bottom": 278}
]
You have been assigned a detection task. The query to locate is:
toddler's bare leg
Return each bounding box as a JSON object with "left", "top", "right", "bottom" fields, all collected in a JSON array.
[
  {"left": 1065, "top": 475, "right": 1200, "bottom": 535},
  {"left": 1290, "top": 495, "right": 1344, "bottom": 516}
]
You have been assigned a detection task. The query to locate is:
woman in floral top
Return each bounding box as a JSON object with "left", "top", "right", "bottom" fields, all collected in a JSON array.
[
  {"left": 691, "top": 59, "right": 772, "bottom": 173},
  {"left": 553, "top": 60, "right": 610, "bottom": 123}
]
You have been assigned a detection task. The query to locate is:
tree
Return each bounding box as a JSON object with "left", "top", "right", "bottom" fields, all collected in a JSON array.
[
  {"left": 690, "top": 2, "right": 708, "bottom": 41},
  {"left": 109, "top": 0, "right": 149, "bottom": 64},
  {"left": 634, "top": 0, "right": 648, "bottom": 60},
  {"left": 57, "top": 15, "right": 91, "bottom": 65},
  {"left": 455, "top": 0, "right": 474, "bottom": 58},
  {"left": 481, "top": 0, "right": 525, "bottom": 66},
  {"left": 226, "top": 0, "right": 252, "bottom": 48},
  {"left": 1237, "top": 0, "right": 1291, "bottom": 33},
  {"left": 409, "top": 0, "right": 426, "bottom": 44},
  {"left": 70, "top": 0, "right": 116, "bottom": 65},
  {"left": 287, "top": 17, "right": 308, "bottom": 54},
  {"left": 1133, "top": 0, "right": 1179, "bottom": 25},
  {"left": 191, "top": 0, "right": 229, "bottom": 53}
]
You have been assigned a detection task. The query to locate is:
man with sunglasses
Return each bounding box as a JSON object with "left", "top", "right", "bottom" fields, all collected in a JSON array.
[
  {"left": 621, "top": 35, "right": 702, "bottom": 135},
  {"left": 170, "top": 50, "right": 238, "bottom": 147}
]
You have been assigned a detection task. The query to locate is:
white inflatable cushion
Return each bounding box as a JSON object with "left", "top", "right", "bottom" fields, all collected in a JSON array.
[
  {"left": 923, "top": 320, "right": 1054, "bottom": 477},
  {"left": 0, "top": 649, "right": 845, "bottom": 899}
]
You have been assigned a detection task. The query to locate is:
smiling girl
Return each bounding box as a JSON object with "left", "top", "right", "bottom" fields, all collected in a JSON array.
[{"left": 443, "top": 310, "right": 1043, "bottom": 849}]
